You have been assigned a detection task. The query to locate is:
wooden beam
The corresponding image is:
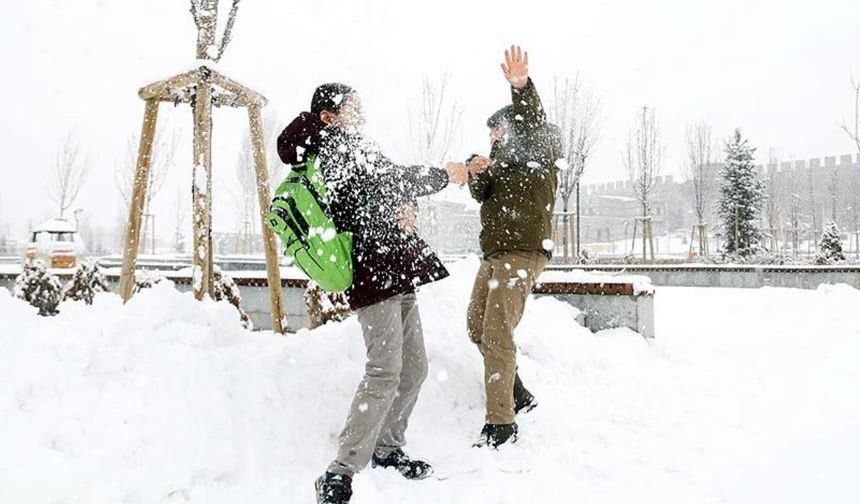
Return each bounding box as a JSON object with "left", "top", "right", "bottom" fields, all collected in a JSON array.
[
  {"left": 138, "top": 70, "right": 199, "bottom": 101},
  {"left": 210, "top": 70, "right": 267, "bottom": 107},
  {"left": 119, "top": 99, "right": 159, "bottom": 302},
  {"left": 248, "top": 104, "right": 286, "bottom": 334},
  {"left": 192, "top": 78, "right": 214, "bottom": 300}
]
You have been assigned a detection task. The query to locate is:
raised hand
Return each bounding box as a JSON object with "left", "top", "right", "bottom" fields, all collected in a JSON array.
[{"left": 501, "top": 45, "right": 529, "bottom": 89}]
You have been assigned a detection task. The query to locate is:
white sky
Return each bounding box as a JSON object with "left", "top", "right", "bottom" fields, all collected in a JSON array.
[{"left": 1, "top": 0, "right": 860, "bottom": 238}]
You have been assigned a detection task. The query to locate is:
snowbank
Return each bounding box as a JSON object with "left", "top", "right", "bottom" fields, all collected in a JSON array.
[{"left": 1, "top": 260, "right": 858, "bottom": 503}]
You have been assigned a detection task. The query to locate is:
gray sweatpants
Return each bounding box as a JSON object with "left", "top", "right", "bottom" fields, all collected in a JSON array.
[{"left": 327, "top": 292, "right": 429, "bottom": 477}]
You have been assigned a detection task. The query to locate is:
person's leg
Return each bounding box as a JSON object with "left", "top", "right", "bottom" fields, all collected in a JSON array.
[
  {"left": 374, "top": 293, "right": 428, "bottom": 458},
  {"left": 467, "top": 258, "right": 494, "bottom": 345},
  {"left": 479, "top": 251, "right": 547, "bottom": 425},
  {"left": 327, "top": 295, "right": 405, "bottom": 477}
]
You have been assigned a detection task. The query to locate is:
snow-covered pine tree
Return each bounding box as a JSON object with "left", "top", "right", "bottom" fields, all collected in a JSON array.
[
  {"left": 304, "top": 281, "right": 351, "bottom": 329},
  {"left": 817, "top": 221, "right": 846, "bottom": 264},
  {"left": 212, "top": 267, "right": 252, "bottom": 330},
  {"left": 62, "top": 261, "right": 111, "bottom": 304},
  {"left": 14, "top": 261, "right": 62, "bottom": 316},
  {"left": 718, "top": 129, "right": 764, "bottom": 258}
]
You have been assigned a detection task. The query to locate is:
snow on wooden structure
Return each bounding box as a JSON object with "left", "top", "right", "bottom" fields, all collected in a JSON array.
[{"left": 119, "top": 0, "right": 285, "bottom": 333}]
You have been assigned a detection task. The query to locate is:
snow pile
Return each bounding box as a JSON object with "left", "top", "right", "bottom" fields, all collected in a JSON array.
[{"left": 1, "top": 260, "right": 859, "bottom": 503}]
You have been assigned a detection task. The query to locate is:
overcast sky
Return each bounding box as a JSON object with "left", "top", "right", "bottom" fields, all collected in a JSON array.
[{"left": 2, "top": 0, "right": 860, "bottom": 238}]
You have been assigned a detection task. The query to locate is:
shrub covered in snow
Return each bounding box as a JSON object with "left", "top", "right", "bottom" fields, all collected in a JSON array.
[
  {"left": 817, "top": 221, "right": 846, "bottom": 265},
  {"left": 305, "top": 281, "right": 351, "bottom": 329},
  {"left": 212, "top": 267, "right": 252, "bottom": 330},
  {"left": 132, "top": 269, "right": 165, "bottom": 294},
  {"left": 14, "top": 261, "right": 62, "bottom": 316},
  {"left": 62, "top": 261, "right": 110, "bottom": 304}
]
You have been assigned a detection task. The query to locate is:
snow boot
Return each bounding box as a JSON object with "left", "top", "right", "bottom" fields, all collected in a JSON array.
[
  {"left": 513, "top": 372, "right": 538, "bottom": 415},
  {"left": 371, "top": 449, "right": 434, "bottom": 480},
  {"left": 473, "top": 422, "right": 519, "bottom": 449},
  {"left": 315, "top": 472, "right": 352, "bottom": 504}
]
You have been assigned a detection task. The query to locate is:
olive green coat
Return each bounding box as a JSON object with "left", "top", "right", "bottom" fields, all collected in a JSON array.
[{"left": 469, "top": 78, "right": 564, "bottom": 259}]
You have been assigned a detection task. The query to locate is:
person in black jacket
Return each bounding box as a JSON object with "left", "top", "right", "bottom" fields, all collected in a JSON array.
[{"left": 278, "top": 83, "right": 468, "bottom": 504}]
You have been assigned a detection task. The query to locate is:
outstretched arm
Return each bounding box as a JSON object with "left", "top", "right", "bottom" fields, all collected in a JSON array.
[{"left": 501, "top": 45, "right": 546, "bottom": 130}]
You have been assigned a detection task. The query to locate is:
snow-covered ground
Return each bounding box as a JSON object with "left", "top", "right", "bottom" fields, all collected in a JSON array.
[{"left": 1, "top": 259, "right": 858, "bottom": 503}]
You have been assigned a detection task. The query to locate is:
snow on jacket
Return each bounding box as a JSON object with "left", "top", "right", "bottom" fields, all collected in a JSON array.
[
  {"left": 469, "top": 78, "right": 564, "bottom": 259},
  {"left": 278, "top": 115, "right": 450, "bottom": 309}
]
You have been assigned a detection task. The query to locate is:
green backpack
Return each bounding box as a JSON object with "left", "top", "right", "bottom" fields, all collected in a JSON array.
[{"left": 266, "top": 155, "right": 353, "bottom": 292}]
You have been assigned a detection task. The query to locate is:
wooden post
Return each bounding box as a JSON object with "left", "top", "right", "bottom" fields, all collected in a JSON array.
[
  {"left": 688, "top": 224, "right": 696, "bottom": 259},
  {"left": 630, "top": 218, "right": 639, "bottom": 256},
  {"left": 192, "top": 77, "right": 214, "bottom": 300},
  {"left": 119, "top": 99, "right": 159, "bottom": 302},
  {"left": 647, "top": 218, "right": 656, "bottom": 262},
  {"left": 248, "top": 104, "right": 286, "bottom": 334}
]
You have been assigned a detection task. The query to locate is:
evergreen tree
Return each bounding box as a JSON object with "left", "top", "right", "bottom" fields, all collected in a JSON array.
[
  {"left": 817, "top": 221, "right": 846, "bottom": 264},
  {"left": 718, "top": 129, "right": 764, "bottom": 257},
  {"left": 62, "top": 261, "right": 111, "bottom": 305},
  {"left": 14, "top": 261, "right": 62, "bottom": 316}
]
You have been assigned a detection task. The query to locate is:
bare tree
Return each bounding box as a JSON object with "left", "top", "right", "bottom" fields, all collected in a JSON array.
[
  {"left": 116, "top": 127, "right": 179, "bottom": 253},
  {"left": 49, "top": 136, "right": 90, "bottom": 219},
  {"left": 190, "top": 0, "right": 242, "bottom": 61},
  {"left": 842, "top": 75, "right": 860, "bottom": 256},
  {"left": 410, "top": 72, "right": 464, "bottom": 167},
  {"left": 842, "top": 75, "right": 860, "bottom": 155},
  {"left": 232, "top": 109, "right": 281, "bottom": 254},
  {"left": 548, "top": 76, "right": 601, "bottom": 261},
  {"left": 763, "top": 148, "right": 783, "bottom": 251},
  {"left": 623, "top": 106, "right": 663, "bottom": 259},
  {"left": 172, "top": 187, "right": 187, "bottom": 254},
  {"left": 805, "top": 162, "right": 819, "bottom": 245},
  {"left": 683, "top": 121, "right": 718, "bottom": 255}
]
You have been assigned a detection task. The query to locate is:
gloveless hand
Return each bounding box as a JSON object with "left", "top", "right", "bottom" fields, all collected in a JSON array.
[
  {"left": 501, "top": 45, "right": 529, "bottom": 89},
  {"left": 445, "top": 161, "right": 469, "bottom": 185}
]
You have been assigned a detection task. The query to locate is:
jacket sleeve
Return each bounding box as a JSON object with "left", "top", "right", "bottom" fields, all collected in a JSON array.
[
  {"left": 377, "top": 155, "right": 450, "bottom": 201},
  {"left": 468, "top": 171, "right": 492, "bottom": 203},
  {"left": 510, "top": 78, "right": 546, "bottom": 133}
]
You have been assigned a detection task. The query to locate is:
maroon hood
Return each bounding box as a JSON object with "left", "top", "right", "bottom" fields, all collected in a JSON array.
[{"left": 277, "top": 112, "right": 326, "bottom": 165}]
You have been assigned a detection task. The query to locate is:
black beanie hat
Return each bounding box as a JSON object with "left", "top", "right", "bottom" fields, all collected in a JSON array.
[
  {"left": 487, "top": 105, "right": 514, "bottom": 128},
  {"left": 311, "top": 83, "right": 355, "bottom": 115}
]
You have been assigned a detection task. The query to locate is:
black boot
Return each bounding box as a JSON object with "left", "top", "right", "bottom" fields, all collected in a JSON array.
[
  {"left": 371, "top": 449, "right": 434, "bottom": 480},
  {"left": 513, "top": 372, "right": 538, "bottom": 415},
  {"left": 473, "top": 422, "right": 519, "bottom": 449},
  {"left": 315, "top": 472, "right": 352, "bottom": 504}
]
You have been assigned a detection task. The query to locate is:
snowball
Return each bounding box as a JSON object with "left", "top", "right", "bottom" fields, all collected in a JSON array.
[
  {"left": 487, "top": 278, "right": 500, "bottom": 290},
  {"left": 542, "top": 239, "right": 555, "bottom": 251},
  {"left": 358, "top": 402, "right": 368, "bottom": 413},
  {"left": 527, "top": 161, "right": 541, "bottom": 168}
]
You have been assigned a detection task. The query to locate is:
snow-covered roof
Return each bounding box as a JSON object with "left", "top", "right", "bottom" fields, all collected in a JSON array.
[{"left": 33, "top": 219, "right": 77, "bottom": 233}]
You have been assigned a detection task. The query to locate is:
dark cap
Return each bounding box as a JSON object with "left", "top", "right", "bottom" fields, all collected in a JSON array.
[
  {"left": 487, "top": 105, "right": 514, "bottom": 128},
  {"left": 311, "top": 83, "right": 355, "bottom": 115}
]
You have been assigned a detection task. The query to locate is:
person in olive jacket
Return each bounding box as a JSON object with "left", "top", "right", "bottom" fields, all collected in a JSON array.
[
  {"left": 277, "top": 83, "right": 469, "bottom": 504},
  {"left": 466, "top": 46, "right": 564, "bottom": 448}
]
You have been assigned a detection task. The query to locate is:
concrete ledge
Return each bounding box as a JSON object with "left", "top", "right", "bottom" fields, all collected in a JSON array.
[{"left": 0, "top": 270, "right": 656, "bottom": 338}]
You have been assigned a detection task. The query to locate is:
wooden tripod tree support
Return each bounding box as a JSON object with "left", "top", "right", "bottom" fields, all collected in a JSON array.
[
  {"left": 630, "top": 216, "right": 656, "bottom": 263},
  {"left": 118, "top": 65, "right": 286, "bottom": 334},
  {"left": 688, "top": 223, "right": 710, "bottom": 260}
]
